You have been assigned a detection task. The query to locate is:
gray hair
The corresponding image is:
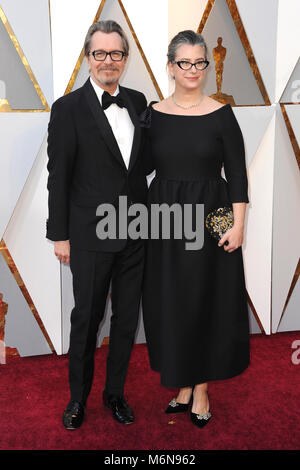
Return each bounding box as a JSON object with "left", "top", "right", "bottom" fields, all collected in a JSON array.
[
  {"left": 167, "top": 30, "right": 208, "bottom": 63},
  {"left": 84, "top": 20, "right": 129, "bottom": 57}
]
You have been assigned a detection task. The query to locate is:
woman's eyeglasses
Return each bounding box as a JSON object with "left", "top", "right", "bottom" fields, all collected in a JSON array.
[{"left": 172, "top": 60, "right": 209, "bottom": 71}]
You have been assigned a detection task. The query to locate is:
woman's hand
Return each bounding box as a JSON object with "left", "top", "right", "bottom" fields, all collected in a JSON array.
[
  {"left": 218, "top": 224, "right": 244, "bottom": 253},
  {"left": 218, "top": 202, "right": 247, "bottom": 253}
]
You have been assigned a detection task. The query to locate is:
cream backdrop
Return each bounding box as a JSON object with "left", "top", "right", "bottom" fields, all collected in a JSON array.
[{"left": 0, "top": 0, "right": 299, "bottom": 359}]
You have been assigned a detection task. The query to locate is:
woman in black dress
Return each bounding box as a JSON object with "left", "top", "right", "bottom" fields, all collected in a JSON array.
[{"left": 141, "top": 30, "right": 250, "bottom": 428}]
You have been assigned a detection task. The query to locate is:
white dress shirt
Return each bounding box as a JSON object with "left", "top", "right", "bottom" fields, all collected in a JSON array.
[{"left": 90, "top": 77, "right": 134, "bottom": 169}]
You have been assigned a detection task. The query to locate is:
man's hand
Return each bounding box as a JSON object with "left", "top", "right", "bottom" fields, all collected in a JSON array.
[{"left": 54, "top": 240, "right": 70, "bottom": 264}]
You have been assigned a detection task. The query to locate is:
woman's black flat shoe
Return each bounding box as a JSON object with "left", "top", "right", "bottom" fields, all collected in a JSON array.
[
  {"left": 165, "top": 397, "right": 192, "bottom": 414},
  {"left": 190, "top": 410, "right": 212, "bottom": 428}
]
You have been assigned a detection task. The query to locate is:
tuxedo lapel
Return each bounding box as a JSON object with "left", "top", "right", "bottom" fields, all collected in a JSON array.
[
  {"left": 83, "top": 79, "right": 127, "bottom": 170},
  {"left": 119, "top": 86, "right": 141, "bottom": 173}
]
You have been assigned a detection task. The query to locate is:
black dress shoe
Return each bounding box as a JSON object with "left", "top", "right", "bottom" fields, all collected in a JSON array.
[
  {"left": 103, "top": 390, "right": 134, "bottom": 425},
  {"left": 190, "top": 410, "right": 212, "bottom": 428},
  {"left": 62, "top": 400, "right": 85, "bottom": 430}
]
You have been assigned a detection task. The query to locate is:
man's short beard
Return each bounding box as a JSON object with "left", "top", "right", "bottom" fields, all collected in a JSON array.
[
  {"left": 98, "top": 76, "right": 119, "bottom": 86},
  {"left": 96, "top": 70, "right": 119, "bottom": 87}
]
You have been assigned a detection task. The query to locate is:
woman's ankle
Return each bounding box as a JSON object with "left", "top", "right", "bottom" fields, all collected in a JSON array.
[
  {"left": 176, "top": 386, "right": 193, "bottom": 403},
  {"left": 193, "top": 383, "right": 208, "bottom": 393}
]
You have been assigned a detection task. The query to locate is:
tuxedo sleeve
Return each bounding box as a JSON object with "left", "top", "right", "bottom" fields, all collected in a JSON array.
[
  {"left": 46, "top": 99, "right": 77, "bottom": 241},
  {"left": 217, "top": 105, "right": 249, "bottom": 203}
]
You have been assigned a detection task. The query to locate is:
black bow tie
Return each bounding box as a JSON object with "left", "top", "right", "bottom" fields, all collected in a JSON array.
[{"left": 102, "top": 91, "right": 126, "bottom": 110}]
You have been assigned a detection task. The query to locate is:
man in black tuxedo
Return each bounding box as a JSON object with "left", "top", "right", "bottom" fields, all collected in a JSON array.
[{"left": 46, "top": 20, "right": 148, "bottom": 429}]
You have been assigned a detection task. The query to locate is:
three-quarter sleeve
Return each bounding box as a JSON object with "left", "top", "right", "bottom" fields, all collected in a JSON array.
[
  {"left": 217, "top": 105, "right": 249, "bottom": 203},
  {"left": 140, "top": 104, "right": 155, "bottom": 175}
]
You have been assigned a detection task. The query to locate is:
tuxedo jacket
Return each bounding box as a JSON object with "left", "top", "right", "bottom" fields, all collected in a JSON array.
[{"left": 46, "top": 78, "right": 148, "bottom": 252}]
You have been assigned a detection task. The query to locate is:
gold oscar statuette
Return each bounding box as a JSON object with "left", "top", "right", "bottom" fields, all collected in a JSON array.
[
  {"left": 210, "top": 37, "right": 235, "bottom": 105},
  {"left": 0, "top": 293, "right": 19, "bottom": 361},
  {"left": 0, "top": 79, "right": 12, "bottom": 111}
]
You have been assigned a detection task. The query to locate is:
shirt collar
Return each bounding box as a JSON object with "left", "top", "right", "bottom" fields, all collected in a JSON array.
[{"left": 90, "top": 76, "right": 120, "bottom": 104}]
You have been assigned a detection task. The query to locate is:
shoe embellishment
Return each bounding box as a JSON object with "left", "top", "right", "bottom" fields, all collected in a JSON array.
[
  {"left": 196, "top": 411, "right": 211, "bottom": 420},
  {"left": 169, "top": 398, "right": 178, "bottom": 407}
]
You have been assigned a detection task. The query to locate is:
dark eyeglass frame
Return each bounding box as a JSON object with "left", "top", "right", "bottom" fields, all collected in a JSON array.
[
  {"left": 89, "top": 50, "right": 127, "bottom": 61},
  {"left": 172, "top": 60, "right": 210, "bottom": 71}
]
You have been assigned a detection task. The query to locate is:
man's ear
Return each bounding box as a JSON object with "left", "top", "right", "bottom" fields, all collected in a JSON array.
[{"left": 85, "top": 54, "right": 91, "bottom": 71}]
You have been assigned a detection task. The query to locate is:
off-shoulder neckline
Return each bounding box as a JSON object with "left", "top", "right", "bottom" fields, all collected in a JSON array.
[{"left": 150, "top": 102, "right": 231, "bottom": 117}]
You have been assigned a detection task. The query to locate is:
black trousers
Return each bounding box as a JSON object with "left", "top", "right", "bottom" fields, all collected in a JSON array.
[{"left": 68, "top": 239, "right": 144, "bottom": 405}]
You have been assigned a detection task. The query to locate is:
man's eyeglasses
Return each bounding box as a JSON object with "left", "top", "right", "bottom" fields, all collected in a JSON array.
[
  {"left": 172, "top": 60, "right": 210, "bottom": 71},
  {"left": 89, "top": 50, "right": 126, "bottom": 61}
]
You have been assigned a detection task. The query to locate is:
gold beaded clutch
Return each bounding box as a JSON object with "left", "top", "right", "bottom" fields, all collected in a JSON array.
[{"left": 205, "top": 207, "right": 234, "bottom": 245}]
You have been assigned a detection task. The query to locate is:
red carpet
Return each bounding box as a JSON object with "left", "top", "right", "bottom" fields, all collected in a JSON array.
[{"left": 1, "top": 332, "right": 300, "bottom": 451}]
